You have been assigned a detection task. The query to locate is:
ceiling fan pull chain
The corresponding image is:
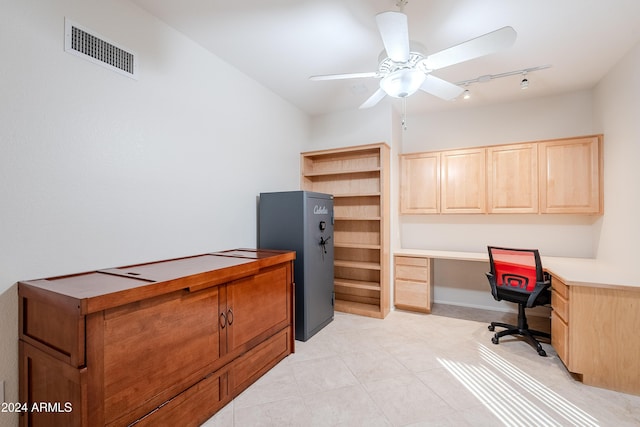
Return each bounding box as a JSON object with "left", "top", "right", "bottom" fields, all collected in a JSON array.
[
  {"left": 396, "top": 0, "right": 408, "bottom": 12},
  {"left": 402, "top": 97, "right": 408, "bottom": 130}
]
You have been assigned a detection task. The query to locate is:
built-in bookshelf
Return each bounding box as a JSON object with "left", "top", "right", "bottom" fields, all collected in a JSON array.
[{"left": 301, "top": 143, "right": 390, "bottom": 318}]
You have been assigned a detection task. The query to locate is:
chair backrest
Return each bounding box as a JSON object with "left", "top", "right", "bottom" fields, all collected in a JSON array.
[{"left": 487, "top": 246, "right": 544, "bottom": 292}]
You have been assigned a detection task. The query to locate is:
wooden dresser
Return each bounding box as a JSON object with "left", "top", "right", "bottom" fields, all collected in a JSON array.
[{"left": 18, "top": 249, "right": 295, "bottom": 426}]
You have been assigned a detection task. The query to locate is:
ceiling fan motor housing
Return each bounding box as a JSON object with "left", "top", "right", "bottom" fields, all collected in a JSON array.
[{"left": 380, "top": 67, "right": 426, "bottom": 98}]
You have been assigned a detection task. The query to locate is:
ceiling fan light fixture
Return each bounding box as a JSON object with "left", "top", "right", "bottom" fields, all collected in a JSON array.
[{"left": 380, "top": 68, "right": 426, "bottom": 98}]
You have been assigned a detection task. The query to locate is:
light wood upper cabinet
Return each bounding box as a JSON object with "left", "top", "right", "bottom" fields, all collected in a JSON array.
[
  {"left": 400, "top": 152, "right": 440, "bottom": 214},
  {"left": 400, "top": 134, "right": 603, "bottom": 215},
  {"left": 441, "top": 147, "right": 486, "bottom": 213},
  {"left": 539, "top": 135, "right": 602, "bottom": 214},
  {"left": 487, "top": 143, "right": 538, "bottom": 213}
]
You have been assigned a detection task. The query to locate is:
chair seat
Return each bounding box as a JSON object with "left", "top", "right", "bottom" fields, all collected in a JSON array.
[{"left": 497, "top": 286, "right": 551, "bottom": 306}]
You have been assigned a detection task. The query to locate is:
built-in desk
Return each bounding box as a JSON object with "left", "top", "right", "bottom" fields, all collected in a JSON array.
[{"left": 394, "top": 249, "right": 640, "bottom": 396}]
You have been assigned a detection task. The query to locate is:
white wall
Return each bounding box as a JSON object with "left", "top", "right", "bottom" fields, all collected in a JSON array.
[
  {"left": 306, "top": 105, "right": 394, "bottom": 152},
  {"left": 0, "top": 1, "right": 307, "bottom": 424},
  {"left": 402, "top": 90, "right": 596, "bottom": 153},
  {"left": 593, "top": 40, "right": 640, "bottom": 267}
]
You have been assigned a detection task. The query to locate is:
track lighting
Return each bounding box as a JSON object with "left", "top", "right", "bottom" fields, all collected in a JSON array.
[{"left": 455, "top": 65, "right": 550, "bottom": 98}]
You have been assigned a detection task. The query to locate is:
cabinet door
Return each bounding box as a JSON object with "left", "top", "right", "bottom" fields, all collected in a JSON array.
[
  {"left": 551, "top": 276, "right": 570, "bottom": 368},
  {"left": 487, "top": 143, "right": 538, "bottom": 213},
  {"left": 539, "top": 136, "right": 602, "bottom": 214},
  {"left": 551, "top": 311, "right": 569, "bottom": 367},
  {"left": 441, "top": 148, "right": 486, "bottom": 213},
  {"left": 400, "top": 153, "right": 440, "bottom": 214},
  {"left": 225, "top": 263, "right": 292, "bottom": 356},
  {"left": 99, "top": 287, "right": 221, "bottom": 425},
  {"left": 19, "top": 342, "right": 86, "bottom": 427}
]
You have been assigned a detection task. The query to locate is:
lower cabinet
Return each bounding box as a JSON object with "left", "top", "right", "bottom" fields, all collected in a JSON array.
[
  {"left": 394, "top": 256, "right": 433, "bottom": 313},
  {"left": 549, "top": 273, "right": 640, "bottom": 396},
  {"left": 18, "top": 249, "right": 295, "bottom": 427}
]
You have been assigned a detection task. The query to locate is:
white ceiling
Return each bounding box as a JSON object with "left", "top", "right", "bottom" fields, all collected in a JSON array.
[{"left": 130, "top": 0, "right": 640, "bottom": 117}]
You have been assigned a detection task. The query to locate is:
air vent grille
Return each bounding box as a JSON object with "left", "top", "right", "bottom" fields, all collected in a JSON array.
[{"left": 64, "top": 18, "right": 137, "bottom": 79}]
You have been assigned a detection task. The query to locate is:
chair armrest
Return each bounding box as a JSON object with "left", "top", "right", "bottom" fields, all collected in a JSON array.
[
  {"left": 525, "top": 272, "right": 552, "bottom": 308},
  {"left": 486, "top": 272, "right": 500, "bottom": 301}
]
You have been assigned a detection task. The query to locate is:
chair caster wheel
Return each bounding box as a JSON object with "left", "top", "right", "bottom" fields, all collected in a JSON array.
[
  {"left": 488, "top": 325, "right": 495, "bottom": 331},
  {"left": 538, "top": 349, "right": 547, "bottom": 357},
  {"left": 491, "top": 336, "right": 499, "bottom": 345}
]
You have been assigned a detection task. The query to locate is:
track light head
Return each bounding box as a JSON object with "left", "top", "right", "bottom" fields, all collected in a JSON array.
[{"left": 520, "top": 72, "right": 529, "bottom": 89}]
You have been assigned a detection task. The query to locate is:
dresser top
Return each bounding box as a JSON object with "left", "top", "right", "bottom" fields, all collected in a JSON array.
[{"left": 18, "top": 249, "right": 295, "bottom": 314}]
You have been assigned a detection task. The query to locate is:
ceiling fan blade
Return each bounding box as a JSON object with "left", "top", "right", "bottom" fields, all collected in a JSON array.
[
  {"left": 359, "top": 88, "right": 387, "bottom": 109},
  {"left": 419, "top": 75, "right": 464, "bottom": 100},
  {"left": 376, "top": 11, "right": 410, "bottom": 63},
  {"left": 423, "top": 26, "right": 517, "bottom": 71},
  {"left": 310, "top": 72, "right": 378, "bottom": 81}
]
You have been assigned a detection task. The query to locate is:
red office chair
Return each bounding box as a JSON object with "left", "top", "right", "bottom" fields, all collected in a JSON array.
[{"left": 486, "top": 246, "right": 551, "bottom": 356}]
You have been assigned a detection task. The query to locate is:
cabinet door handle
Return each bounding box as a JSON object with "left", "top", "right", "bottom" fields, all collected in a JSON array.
[
  {"left": 219, "top": 312, "right": 227, "bottom": 329},
  {"left": 227, "top": 308, "right": 234, "bottom": 326}
]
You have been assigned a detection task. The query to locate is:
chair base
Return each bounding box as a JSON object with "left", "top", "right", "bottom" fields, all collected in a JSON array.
[{"left": 488, "top": 304, "right": 550, "bottom": 357}]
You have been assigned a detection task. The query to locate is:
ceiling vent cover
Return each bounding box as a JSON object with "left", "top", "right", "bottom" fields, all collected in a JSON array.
[{"left": 64, "top": 18, "right": 138, "bottom": 79}]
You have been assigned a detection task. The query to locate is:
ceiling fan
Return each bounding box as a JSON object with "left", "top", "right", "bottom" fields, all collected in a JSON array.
[{"left": 310, "top": 3, "right": 517, "bottom": 109}]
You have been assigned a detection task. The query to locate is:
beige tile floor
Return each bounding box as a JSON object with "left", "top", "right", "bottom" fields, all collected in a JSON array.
[{"left": 202, "top": 306, "right": 640, "bottom": 426}]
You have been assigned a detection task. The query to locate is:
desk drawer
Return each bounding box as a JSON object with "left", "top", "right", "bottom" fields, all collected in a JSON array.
[
  {"left": 395, "top": 279, "right": 429, "bottom": 311},
  {"left": 395, "top": 256, "right": 429, "bottom": 282},
  {"left": 551, "top": 290, "right": 568, "bottom": 322},
  {"left": 551, "top": 311, "right": 569, "bottom": 367},
  {"left": 395, "top": 256, "right": 429, "bottom": 267},
  {"left": 552, "top": 276, "right": 569, "bottom": 299},
  {"left": 395, "top": 265, "right": 428, "bottom": 282}
]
